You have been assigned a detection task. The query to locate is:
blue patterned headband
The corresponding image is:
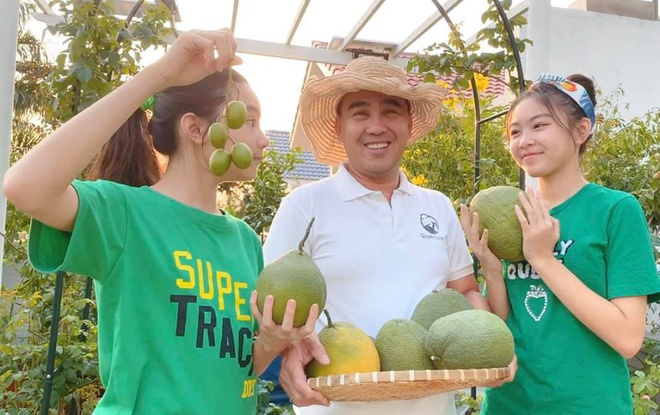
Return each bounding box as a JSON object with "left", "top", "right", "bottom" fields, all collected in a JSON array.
[{"left": 534, "top": 73, "right": 596, "bottom": 133}]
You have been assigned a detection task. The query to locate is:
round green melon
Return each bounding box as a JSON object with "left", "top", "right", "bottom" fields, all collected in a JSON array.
[
  {"left": 425, "top": 309, "right": 514, "bottom": 370},
  {"left": 410, "top": 288, "right": 473, "bottom": 330},
  {"left": 375, "top": 319, "right": 435, "bottom": 371},
  {"left": 468, "top": 186, "right": 524, "bottom": 262}
]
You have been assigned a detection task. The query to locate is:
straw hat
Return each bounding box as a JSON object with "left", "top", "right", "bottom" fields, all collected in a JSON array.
[{"left": 299, "top": 56, "right": 448, "bottom": 166}]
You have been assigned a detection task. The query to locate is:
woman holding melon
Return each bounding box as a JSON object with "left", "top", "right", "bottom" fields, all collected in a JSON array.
[
  {"left": 4, "top": 29, "right": 318, "bottom": 414},
  {"left": 460, "top": 73, "right": 660, "bottom": 414}
]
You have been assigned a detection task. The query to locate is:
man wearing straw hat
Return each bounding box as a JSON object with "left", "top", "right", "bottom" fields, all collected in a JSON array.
[{"left": 263, "top": 56, "right": 508, "bottom": 414}]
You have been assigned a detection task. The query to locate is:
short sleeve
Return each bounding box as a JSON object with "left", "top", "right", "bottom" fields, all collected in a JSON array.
[
  {"left": 262, "top": 194, "right": 311, "bottom": 264},
  {"left": 28, "top": 180, "right": 128, "bottom": 282},
  {"left": 605, "top": 195, "right": 660, "bottom": 303},
  {"left": 445, "top": 201, "right": 476, "bottom": 281}
]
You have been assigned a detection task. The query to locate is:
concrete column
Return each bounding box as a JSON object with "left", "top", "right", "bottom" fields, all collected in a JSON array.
[{"left": 0, "top": 0, "right": 21, "bottom": 289}]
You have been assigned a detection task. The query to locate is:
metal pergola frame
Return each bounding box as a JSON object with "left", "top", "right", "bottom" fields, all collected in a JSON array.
[{"left": 6, "top": 1, "right": 529, "bottom": 413}]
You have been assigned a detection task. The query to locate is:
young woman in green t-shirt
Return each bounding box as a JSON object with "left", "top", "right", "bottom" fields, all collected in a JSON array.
[
  {"left": 460, "top": 74, "right": 660, "bottom": 414},
  {"left": 4, "top": 29, "right": 319, "bottom": 414}
]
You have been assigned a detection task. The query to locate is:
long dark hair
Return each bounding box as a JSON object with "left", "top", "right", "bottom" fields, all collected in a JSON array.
[
  {"left": 87, "top": 70, "right": 246, "bottom": 186},
  {"left": 506, "top": 74, "right": 597, "bottom": 155}
]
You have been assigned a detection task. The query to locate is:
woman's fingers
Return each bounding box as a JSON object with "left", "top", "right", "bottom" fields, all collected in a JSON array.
[
  {"left": 188, "top": 28, "right": 241, "bottom": 69},
  {"left": 303, "top": 304, "right": 320, "bottom": 335},
  {"left": 480, "top": 228, "right": 490, "bottom": 247},
  {"left": 279, "top": 299, "right": 297, "bottom": 332},
  {"left": 250, "top": 290, "right": 263, "bottom": 322},
  {"left": 514, "top": 204, "right": 530, "bottom": 232},
  {"left": 261, "top": 294, "right": 274, "bottom": 327}
]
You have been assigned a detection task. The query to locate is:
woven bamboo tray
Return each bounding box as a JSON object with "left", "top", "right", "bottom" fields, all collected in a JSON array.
[{"left": 307, "top": 367, "right": 510, "bottom": 402}]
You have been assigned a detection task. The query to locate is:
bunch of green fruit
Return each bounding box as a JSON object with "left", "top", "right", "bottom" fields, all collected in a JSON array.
[{"left": 208, "top": 100, "right": 252, "bottom": 176}]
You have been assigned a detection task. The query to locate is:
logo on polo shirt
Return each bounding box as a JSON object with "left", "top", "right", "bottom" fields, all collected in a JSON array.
[{"left": 420, "top": 214, "right": 439, "bottom": 235}]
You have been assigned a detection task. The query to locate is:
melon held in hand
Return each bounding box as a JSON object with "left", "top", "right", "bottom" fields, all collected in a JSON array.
[
  {"left": 469, "top": 186, "right": 524, "bottom": 262},
  {"left": 256, "top": 218, "right": 327, "bottom": 327}
]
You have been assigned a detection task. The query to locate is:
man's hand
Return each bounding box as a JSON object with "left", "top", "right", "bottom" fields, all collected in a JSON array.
[{"left": 280, "top": 334, "right": 331, "bottom": 407}]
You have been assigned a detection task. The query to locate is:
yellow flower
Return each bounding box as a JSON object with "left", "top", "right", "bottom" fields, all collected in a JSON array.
[
  {"left": 442, "top": 96, "right": 461, "bottom": 112},
  {"left": 474, "top": 73, "right": 490, "bottom": 92},
  {"left": 436, "top": 80, "right": 451, "bottom": 89},
  {"left": 411, "top": 174, "right": 429, "bottom": 187}
]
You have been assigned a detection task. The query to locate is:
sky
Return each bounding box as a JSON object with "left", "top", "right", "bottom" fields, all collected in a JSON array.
[{"left": 34, "top": 0, "right": 575, "bottom": 133}]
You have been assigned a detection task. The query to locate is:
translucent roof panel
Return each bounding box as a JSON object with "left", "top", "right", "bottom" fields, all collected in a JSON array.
[
  {"left": 287, "top": 0, "right": 375, "bottom": 47},
  {"left": 357, "top": 0, "right": 439, "bottom": 46}
]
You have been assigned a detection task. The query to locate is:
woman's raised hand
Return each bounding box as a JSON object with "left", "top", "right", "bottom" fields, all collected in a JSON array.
[{"left": 150, "top": 28, "right": 243, "bottom": 89}]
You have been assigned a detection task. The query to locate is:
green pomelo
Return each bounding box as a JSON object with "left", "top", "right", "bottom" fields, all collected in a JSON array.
[
  {"left": 375, "top": 319, "right": 434, "bottom": 371},
  {"left": 256, "top": 219, "right": 325, "bottom": 327},
  {"left": 468, "top": 186, "right": 524, "bottom": 262},
  {"left": 425, "top": 309, "right": 514, "bottom": 370},
  {"left": 256, "top": 250, "right": 326, "bottom": 327},
  {"left": 410, "top": 288, "right": 473, "bottom": 330}
]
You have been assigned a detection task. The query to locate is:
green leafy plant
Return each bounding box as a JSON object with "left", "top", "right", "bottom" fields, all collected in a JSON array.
[
  {"left": 408, "top": 0, "right": 532, "bottom": 94},
  {"left": 631, "top": 340, "right": 660, "bottom": 415},
  {"left": 256, "top": 379, "right": 294, "bottom": 415},
  {"left": 402, "top": 98, "right": 519, "bottom": 205},
  {"left": 222, "top": 146, "right": 303, "bottom": 239},
  {"left": 2, "top": 0, "right": 174, "bottom": 412},
  {"left": 46, "top": 0, "right": 175, "bottom": 124}
]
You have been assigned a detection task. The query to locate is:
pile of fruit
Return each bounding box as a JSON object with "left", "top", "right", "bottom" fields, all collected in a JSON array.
[
  {"left": 302, "top": 289, "right": 514, "bottom": 377},
  {"left": 255, "top": 218, "right": 514, "bottom": 377}
]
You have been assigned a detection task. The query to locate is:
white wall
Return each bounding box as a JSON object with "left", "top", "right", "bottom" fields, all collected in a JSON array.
[
  {"left": 523, "top": 2, "right": 660, "bottom": 118},
  {"left": 521, "top": 3, "right": 660, "bottom": 335},
  {"left": 0, "top": 0, "right": 20, "bottom": 290}
]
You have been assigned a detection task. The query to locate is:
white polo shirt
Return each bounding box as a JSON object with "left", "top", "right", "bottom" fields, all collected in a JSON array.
[{"left": 263, "top": 164, "right": 474, "bottom": 415}]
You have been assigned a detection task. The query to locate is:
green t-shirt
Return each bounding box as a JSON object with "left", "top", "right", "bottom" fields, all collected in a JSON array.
[
  {"left": 28, "top": 180, "right": 264, "bottom": 415},
  {"left": 483, "top": 184, "right": 660, "bottom": 415}
]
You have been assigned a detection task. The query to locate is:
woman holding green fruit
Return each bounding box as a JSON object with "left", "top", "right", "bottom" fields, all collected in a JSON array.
[
  {"left": 4, "top": 28, "right": 319, "bottom": 414},
  {"left": 460, "top": 73, "right": 660, "bottom": 414}
]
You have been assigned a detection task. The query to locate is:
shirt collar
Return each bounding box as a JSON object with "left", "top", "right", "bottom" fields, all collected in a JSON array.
[{"left": 334, "top": 163, "right": 417, "bottom": 202}]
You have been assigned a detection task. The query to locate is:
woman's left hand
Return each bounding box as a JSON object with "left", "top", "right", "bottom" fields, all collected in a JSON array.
[
  {"left": 514, "top": 187, "right": 560, "bottom": 266},
  {"left": 250, "top": 291, "right": 319, "bottom": 355}
]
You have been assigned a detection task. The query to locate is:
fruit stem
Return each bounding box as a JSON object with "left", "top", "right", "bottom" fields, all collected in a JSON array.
[
  {"left": 322, "top": 309, "right": 333, "bottom": 328},
  {"left": 298, "top": 217, "right": 315, "bottom": 253}
]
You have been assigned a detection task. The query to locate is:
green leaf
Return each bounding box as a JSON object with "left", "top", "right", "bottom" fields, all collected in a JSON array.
[
  {"left": 456, "top": 77, "right": 470, "bottom": 90},
  {"left": 76, "top": 67, "right": 92, "bottom": 83}
]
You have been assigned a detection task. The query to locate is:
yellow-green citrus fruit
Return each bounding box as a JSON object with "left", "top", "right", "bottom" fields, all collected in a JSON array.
[
  {"left": 256, "top": 250, "right": 327, "bottom": 327},
  {"left": 225, "top": 100, "right": 248, "bottom": 129},
  {"left": 208, "top": 122, "right": 228, "bottom": 149},
  {"left": 305, "top": 313, "right": 380, "bottom": 377},
  {"left": 209, "top": 149, "right": 231, "bottom": 176},
  {"left": 423, "top": 72, "right": 436, "bottom": 83},
  {"left": 468, "top": 186, "right": 524, "bottom": 262},
  {"left": 231, "top": 143, "right": 253, "bottom": 169}
]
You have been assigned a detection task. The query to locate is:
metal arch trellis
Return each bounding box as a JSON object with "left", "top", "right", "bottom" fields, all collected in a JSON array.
[
  {"left": 427, "top": 1, "right": 526, "bottom": 410},
  {"left": 37, "top": 1, "right": 527, "bottom": 413},
  {"left": 430, "top": 0, "right": 526, "bottom": 195}
]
